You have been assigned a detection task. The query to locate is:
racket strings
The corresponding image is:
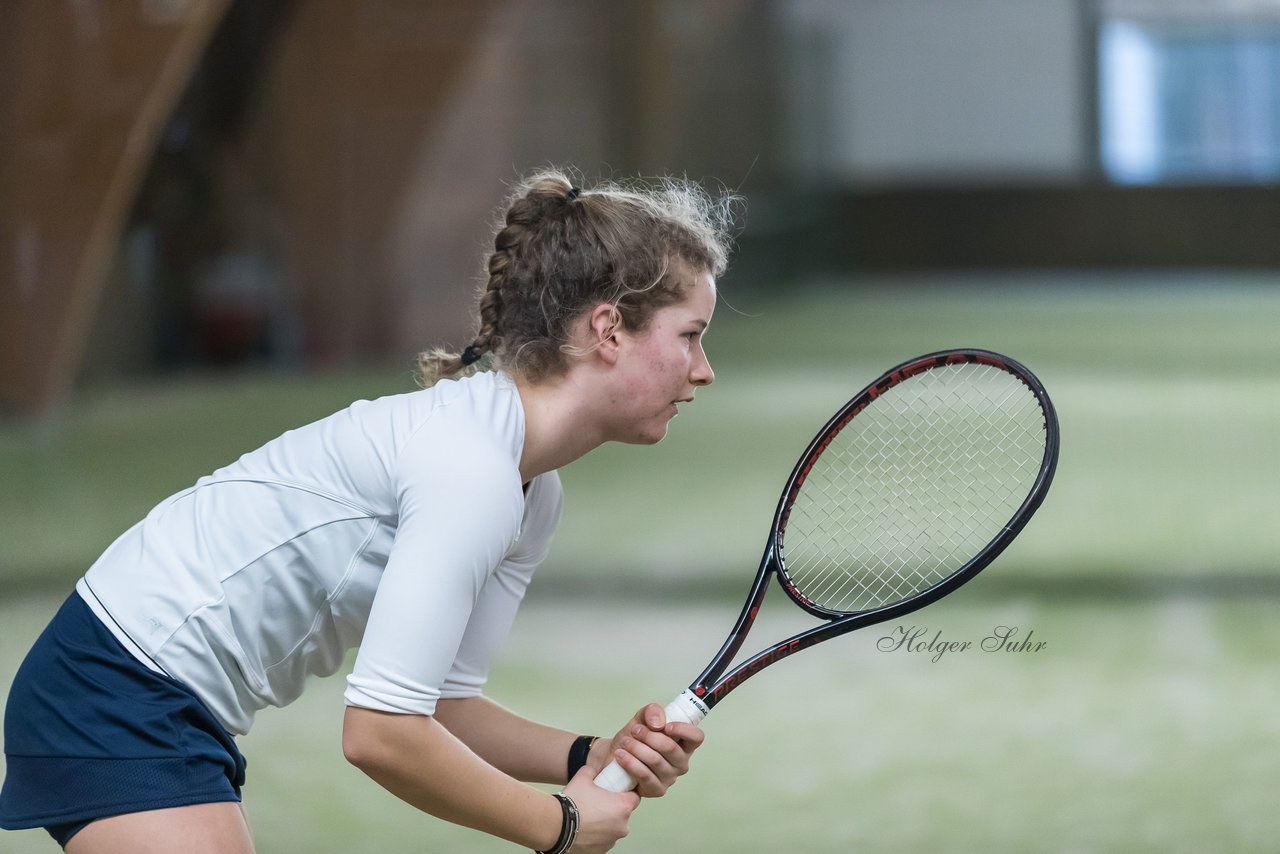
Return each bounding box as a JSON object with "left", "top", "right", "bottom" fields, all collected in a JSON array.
[{"left": 781, "top": 362, "right": 1047, "bottom": 614}]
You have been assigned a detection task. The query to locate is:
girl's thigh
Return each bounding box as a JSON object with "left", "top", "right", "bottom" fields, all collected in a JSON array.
[{"left": 64, "top": 803, "right": 254, "bottom": 854}]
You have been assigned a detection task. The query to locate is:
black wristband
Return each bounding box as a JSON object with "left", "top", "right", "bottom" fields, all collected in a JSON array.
[
  {"left": 535, "top": 792, "right": 580, "bottom": 854},
  {"left": 566, "top": 734, "right": 597, "bottom": 781}
]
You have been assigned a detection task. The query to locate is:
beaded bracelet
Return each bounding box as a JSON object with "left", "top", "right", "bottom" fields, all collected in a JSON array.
[{"left": 535, "top": 792, "right": 579, "bottom": 854}]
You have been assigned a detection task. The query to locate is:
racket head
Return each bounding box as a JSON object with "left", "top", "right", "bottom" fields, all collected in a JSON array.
[{"left": 772, "top": 349, "right": 1059, "bottom": 620}]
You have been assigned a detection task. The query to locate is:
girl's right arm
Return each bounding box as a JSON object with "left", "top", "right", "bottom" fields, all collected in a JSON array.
[{"left": 342, "top": 705, "right": 638, "bottom": 852}]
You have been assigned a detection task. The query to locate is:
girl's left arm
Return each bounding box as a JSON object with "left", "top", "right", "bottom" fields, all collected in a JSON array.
[
  {"left": 434, "top": 695, "right": 705, "bottom": 795},
  {"left": 433, "top": 696, "right": 575, "bottom": 783}
]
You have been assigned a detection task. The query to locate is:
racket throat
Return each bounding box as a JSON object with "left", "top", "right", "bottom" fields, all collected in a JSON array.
[
  {"left": 693, "top": 549, "right": 778, "bottom": 696},
  {"left": 668, "top": 688, "right": 710, "bottom": 726}
]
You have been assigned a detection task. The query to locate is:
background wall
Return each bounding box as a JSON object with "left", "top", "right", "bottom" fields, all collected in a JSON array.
[
  {"left": 5, "top": 0, "right": 1279, "bottom": 417},
  {"left": 779, "top": 0, "right": 1091, "bottom": 184},
  {"left": 774, "top": 0, "right": 1280, "bottom": 271}
]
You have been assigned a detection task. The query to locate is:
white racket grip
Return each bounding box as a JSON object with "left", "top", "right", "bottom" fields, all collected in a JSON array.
[{"left": 592, "top": 689, "right": 710, "bottom": 792}]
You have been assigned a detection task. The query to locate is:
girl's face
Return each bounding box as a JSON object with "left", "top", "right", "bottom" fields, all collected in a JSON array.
[{"left": 608, "top": 268, "right": 717, "bottom": 444}]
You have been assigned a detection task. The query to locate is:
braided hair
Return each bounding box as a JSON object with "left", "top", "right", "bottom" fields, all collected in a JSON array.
[{"left": 417, "top": 168, "right": 736, "bottom": 386}]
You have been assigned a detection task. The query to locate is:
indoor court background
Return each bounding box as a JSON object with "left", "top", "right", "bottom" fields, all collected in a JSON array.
[{"left": 4, "top": 2, "right": 1279, "bottom": 853}]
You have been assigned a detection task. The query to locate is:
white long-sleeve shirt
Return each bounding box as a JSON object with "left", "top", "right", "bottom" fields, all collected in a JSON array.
[{"left": 76, "top": 370, "right": 562, "bottom": 736}]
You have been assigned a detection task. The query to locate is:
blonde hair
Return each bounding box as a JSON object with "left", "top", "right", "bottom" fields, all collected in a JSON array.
[{"left": 417, "top": 168, "right": 737, "bottom": 385}]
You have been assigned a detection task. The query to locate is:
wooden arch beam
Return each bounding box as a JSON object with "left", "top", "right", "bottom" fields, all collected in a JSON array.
[{"left": 0, "top": 0, "right": 231, "bottom": 418}]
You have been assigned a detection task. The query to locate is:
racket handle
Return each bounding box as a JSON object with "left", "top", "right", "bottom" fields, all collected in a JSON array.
[{"left": 592, "top": 689, "right": 710, "bottom": 792}]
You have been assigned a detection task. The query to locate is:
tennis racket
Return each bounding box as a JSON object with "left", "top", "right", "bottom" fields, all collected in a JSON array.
[{"left": 594, "top": 348, "right": 1059, "bottom": 792}]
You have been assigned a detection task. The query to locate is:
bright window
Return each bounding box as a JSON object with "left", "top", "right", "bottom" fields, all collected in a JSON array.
[{"left": 1099, "top": 1, "right": 1280, "bottom": 183}]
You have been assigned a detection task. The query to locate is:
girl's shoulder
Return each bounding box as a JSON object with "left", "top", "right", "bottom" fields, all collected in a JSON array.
[
  {"left": 369, "top": 371, "right": 525, "bottom": 475},
  {"left": 343, "top": 370, "right": 518, "bottom": 430}
]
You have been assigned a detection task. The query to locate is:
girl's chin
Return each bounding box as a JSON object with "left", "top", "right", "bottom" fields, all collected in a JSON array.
[{"left": 621, "top": 421, "right": 671, "bottom": 445}]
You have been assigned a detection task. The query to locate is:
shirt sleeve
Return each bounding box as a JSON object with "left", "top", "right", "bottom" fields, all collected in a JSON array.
[
  {"left": 343, "top": 418, "right": 525, "bottom": 716},
  {"left": 439, "top": 472, "right": 563, "bottom": 699}
]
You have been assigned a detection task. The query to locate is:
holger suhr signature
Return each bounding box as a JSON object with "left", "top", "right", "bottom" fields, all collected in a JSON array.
[{"left": 877, "top": 625, "right": 1046, "bottom": 663}]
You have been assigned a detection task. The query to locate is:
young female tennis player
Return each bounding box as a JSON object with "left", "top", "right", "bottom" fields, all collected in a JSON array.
[{"left": 0, "top": 169, "right": 735, "bottom": 853}]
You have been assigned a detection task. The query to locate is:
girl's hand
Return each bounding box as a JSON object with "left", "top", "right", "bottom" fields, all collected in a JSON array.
[
  {"left": 594, "top": 703, "right": 706, "bottom": 798},
  {"left": 563, "top": 768, "right": 639, "bottom": 852}
]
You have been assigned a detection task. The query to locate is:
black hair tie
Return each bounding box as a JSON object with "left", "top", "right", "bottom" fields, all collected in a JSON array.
[
  {"left": 565, "top": 187, "right": 581, "bottom": 202},
  {"left": 460, "top": 343, "right": 482, "bottom": 366}
]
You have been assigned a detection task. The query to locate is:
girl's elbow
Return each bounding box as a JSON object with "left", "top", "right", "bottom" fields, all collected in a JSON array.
[
  {"left": 342, "top": 706, "right": 380, "bottom": 769},
  {"left": 341, "top": 706, "right": 436, "bottom": 771}
]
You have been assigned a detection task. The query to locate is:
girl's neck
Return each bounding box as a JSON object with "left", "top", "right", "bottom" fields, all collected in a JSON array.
[{"left": 513, "top": 371, "right": 609, "bottom": 482}]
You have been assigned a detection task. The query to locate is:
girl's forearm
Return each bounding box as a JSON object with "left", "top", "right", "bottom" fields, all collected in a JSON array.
[
  {"left": 341, "top": 706, "right": 562, "bottom": 850},
  {"left": 433, "top": 695, "right": 579, "bottom": 784}
]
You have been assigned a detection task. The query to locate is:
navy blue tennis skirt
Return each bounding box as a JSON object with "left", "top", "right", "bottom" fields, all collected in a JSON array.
[{"left": 0, "top": 593, "right": 246, "bottom": 846}]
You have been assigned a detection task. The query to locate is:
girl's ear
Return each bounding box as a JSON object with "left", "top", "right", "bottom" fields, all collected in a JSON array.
[{"left": 587, "top": 303, "right": 623, "bottom": 364}]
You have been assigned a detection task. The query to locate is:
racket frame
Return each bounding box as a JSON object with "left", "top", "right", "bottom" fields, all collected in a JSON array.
[{"left": 688, "top": 348, "right": 1060, "bottom": 710}]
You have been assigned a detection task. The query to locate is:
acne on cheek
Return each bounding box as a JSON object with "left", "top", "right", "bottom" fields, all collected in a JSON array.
[{"left": 648, "top": 355, "right": 674, "bottom": 371}]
